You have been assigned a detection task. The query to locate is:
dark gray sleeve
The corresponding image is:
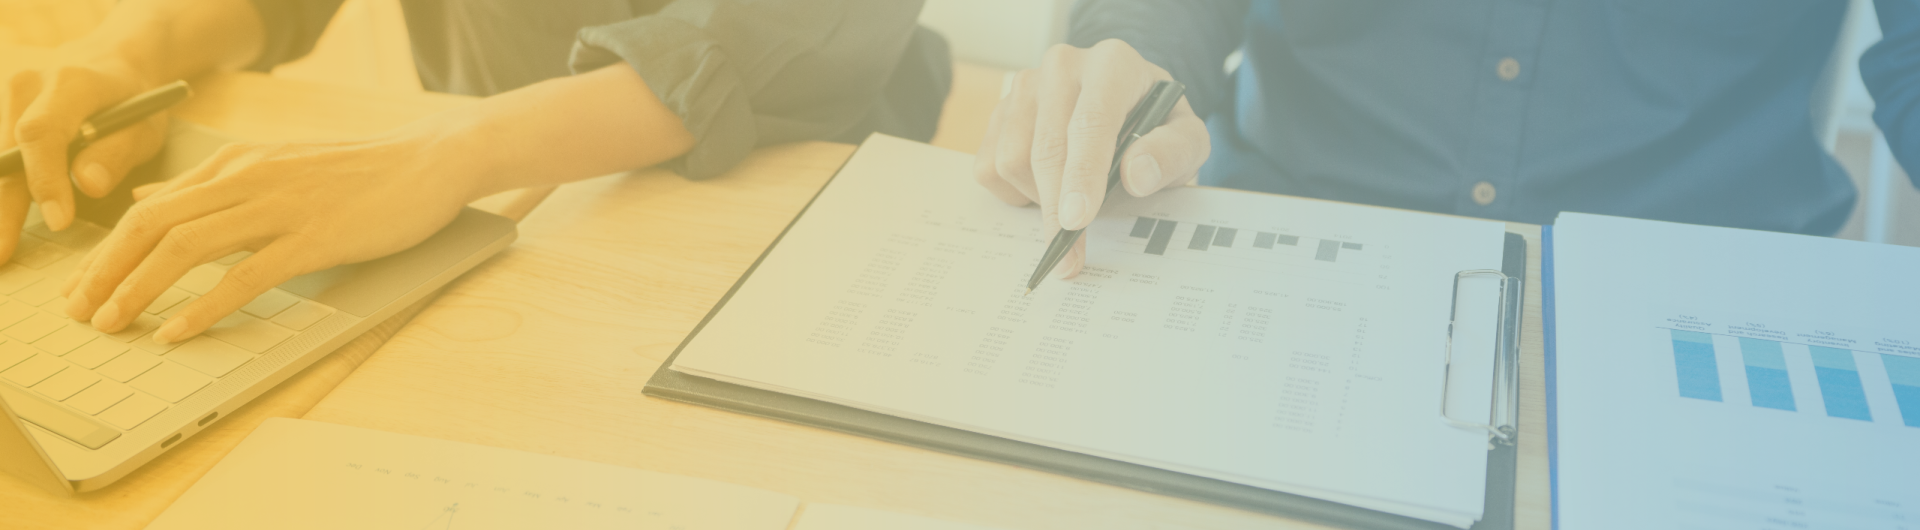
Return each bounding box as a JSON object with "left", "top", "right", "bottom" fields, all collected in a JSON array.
[
  {"left": 245, "top": 0, "right": 348, "bottom": 71},
  {"left": 1067, "top": 0, "right": 1249, "bottom": 120},
  {"left": 569, "top": 0, "right": 931, "bottom": 180}
]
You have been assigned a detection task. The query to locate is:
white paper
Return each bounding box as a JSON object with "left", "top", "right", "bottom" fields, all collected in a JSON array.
[
  {"left": 1551, "top": 213, "right": 1920, "bottom": 529},
  {"left": 146, "top": 419, "right": 799, "bottom": 530},
  {"left": 793, "top": 504, "right": 1004, "bottom": 530},
  {"left": 672, "top": 135, "right": 1508, "bottom": 527}
]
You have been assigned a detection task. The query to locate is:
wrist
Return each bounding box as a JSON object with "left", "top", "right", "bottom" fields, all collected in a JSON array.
[{"left": 408, "top": 108, "right": 503, "bottom": 205}]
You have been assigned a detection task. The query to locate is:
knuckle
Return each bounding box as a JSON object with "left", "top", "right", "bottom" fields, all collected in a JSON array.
[
  {"left": 994, "top": 152, "right": 1031, "bottom": 180},
  {"left": 1029, "top": 140, "right": 1070, "bottom": 172},
  {"left": 160, "top": 223, "right": 208, "bottom": 259},
  {"left": 221, "top": 262, "right": 272, "bottom": 294}
]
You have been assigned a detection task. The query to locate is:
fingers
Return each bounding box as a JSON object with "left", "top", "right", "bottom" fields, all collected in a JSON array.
[
  {"left": 0, "top": 177, "right": 27, "bottom": 262},
  {"left": 1028, "top": 46, "right": 1084, "bottom": 228},
  {"left": 1120, "top": 100, "right": 1210, "bottom": 197},
  {"left": 130, "top": 182, "right": 165, "bottom": 202},
  {"left": 972, "top": 86, "right": 1031, "bottom": 206},
  {"left": 14, "top": 68, "right": 125, "bottom": 231},
  {"left": 991, "top": 70, "right": 1043, "bottom": 204},
  {"left": 1053, "top": 235, "right": 1087, "bottom": 279},
  {"left": 83, "top": 206, "right": 272, "bottom": 333},
  {"left": 153, "top": 242, "right": 307, "bottom": 344},
  {"left": 69, "top": 114, "right": 167, "bottom": 198},
  {"left": 63, "top": 181, "right": 245, "bottom": 322}
]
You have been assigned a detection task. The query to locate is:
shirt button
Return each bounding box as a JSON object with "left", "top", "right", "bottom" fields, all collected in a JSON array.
[
  {"left": 1497, "top": 57, "right": 1520, "bottom": 81},
  {"left": 1472, "top": 181, "right": 1498, "bottom": 205}
]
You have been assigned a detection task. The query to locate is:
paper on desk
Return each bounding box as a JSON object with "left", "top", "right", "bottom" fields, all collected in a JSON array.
[
  {"left": 793, "top": 504, "right": 1006, "bottom": 530},
  {"left": 671, "top": 135, "right": 1509, "bottom": 527},
  {"left": 1551, "top": 213, "right": 1920, "bottom": 529},
  {"left": 145, "top": 418, "right": 798, "bottom": 530}
]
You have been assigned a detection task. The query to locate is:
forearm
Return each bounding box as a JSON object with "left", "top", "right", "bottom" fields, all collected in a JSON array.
[
  {"left": 431, "top": 64, "right": 695, "bottom": 200},
  {"left": 63, "top": 0, "right": 264, "bottom": 85}
]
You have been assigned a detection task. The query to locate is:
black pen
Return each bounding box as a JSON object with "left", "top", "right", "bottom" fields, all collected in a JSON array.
[
  {"left": 0, "top": 80, "right": 194, "bottom": 176},
  {"left": 1023, "top": 80, "right": 1185, "bottom": 295}
]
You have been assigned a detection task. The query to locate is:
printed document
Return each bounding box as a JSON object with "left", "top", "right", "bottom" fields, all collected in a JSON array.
[
  {"left": 1551, "top": 213, "right": 1920, "bottom": 529},
  {"left": 671, "top": 135, "right": 1510, "bottom": 526}
]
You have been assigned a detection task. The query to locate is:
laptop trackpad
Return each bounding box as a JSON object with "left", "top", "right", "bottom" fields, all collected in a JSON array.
[{"left": 279, "top": 208, "right": 515, "bottom": 317}]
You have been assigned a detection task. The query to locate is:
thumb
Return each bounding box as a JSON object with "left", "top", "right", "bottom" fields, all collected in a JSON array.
[
  {"left": 1120, "top": 100, "right": 1210, "bottom": 197},
  {"left": 69, "top": 113, "right": 167, "bottom": 198}
]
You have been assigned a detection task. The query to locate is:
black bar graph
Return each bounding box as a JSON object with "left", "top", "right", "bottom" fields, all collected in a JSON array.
[
  {"left": 1315, "top": 240, "right": 1340, "bottom": 262},
  {"left": 1126, "top": 216, "right": 1356, "bottom": 262},
  {"left": 1145, "top": 219, "right": 1176, "bottom": 255},
  {"left": 1212, "top": 227, "right": 1237, "bottom": 248},
  {"left": 1130, "top": 217, "right": 1156, "bottom": 238},
  {"left": 1190, "top": 225, "right": 1217, "bottom": 250}
]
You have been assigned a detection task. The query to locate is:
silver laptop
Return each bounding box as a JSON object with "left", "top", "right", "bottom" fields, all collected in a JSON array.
[{"left": 0, "top": 123, "right": 517, "bottom": 493}]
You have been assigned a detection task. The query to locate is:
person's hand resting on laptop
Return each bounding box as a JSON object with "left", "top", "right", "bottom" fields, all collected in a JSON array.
[
  {"left": 971, "top": 40, "right": 1209, "bottom": 279},
  {"left": 1, "top": 51, "right": 178, "bottom": 260}
]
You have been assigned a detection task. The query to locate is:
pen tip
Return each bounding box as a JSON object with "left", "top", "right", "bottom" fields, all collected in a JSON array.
[{"left": 1022, "top": 288, "right": 1032, "bottom": 297}]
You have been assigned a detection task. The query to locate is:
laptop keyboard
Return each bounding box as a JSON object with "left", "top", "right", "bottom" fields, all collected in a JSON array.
[{"left": 0, "top": 223, "right": 337, "bottom": 450}]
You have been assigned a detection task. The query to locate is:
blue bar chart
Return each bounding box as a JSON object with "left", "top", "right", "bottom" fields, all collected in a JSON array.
[
  {"left": 1739, "top": 338, "right": 1796, "bottom": 411},
  {"left": 1809, "top": 346, "right": 1871, "bottom": 421},
  {"left": 1663, "top": 327, "right": 1920, "bottom": 427},
  {"left": 1885, "top": 354, "right": 1920, "bottom": 428},
  {"left": 1670, "top": 330, "right": 1723, "bottom": 401}
]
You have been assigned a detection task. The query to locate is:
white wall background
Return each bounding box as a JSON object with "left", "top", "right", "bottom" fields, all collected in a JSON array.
[{"left": 918, "top": 0, "right": 1072, "bottom": 70}]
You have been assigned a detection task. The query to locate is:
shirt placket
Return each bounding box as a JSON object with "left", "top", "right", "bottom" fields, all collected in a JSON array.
[{"left": 1453, "top": 0, "right": 1552, "bottom": 217}]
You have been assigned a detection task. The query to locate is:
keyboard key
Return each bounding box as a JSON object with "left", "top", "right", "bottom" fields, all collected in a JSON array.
[
  {"left": 131, "top": 332, "right": 183, "bottom": 354},
  {"left": 11, "top": 244, "right": 69, "bottom": 269},
  {"left": 10, "top": 280, "right": 60, "bottom": 306},
  {"left": 215, "top": 251, "right": 251, "bottom": 266},
  {"left": 205, "top": 313, "right": 293, "bottom": 353},
  {"left": 68, "top": 339, "right": 131, "bottom": 369},
  {"left": 1, "top": 354, "right": 67, "bottom": 386},
  {"left": 0, "top": 264, "right": 44, "bottom": 294},
  {"left": 159, "top": 298, "right": 192, "bottom": 318},
  {"left": 96, "top": 349, "right": 159, "bottom": 382},
  {"left": 146, "top": 288, "right": 190, "bottom": 315},
  {"left": 0, "top": 384, "right": 121, "bottom": 448},
  {"left": 37, "top": 254, "right": 82, "bottom": 280},
  {"left": 168, "top": 337, "right": 254, "bottom": 377},
  {"left": 12, "top": 234, "right": 44, "bottom": 254},
  {"left": 25, "top": 221, "right": 107, "bottom": 248},
  {"left": 96, "top": 392, "right": 167, "bottom": 430},
  {"left": 104, "top": 314, "right": 163, "bottom": 343},
  {"left": 0, "top": 341, "right": 32, "bottom": 370},
  {"left": 271, "top": 301, "right": 333, "bottom": 331},
  {"left": 128, "top": 361, "right": 211, "bottom": 402},
  {"left": 5, "top": 312, "right": 66, "bottom": 342},
  {"left": 0, "top": 300, "right": 37, "bottom": 328},
  {"left": 65, "top": 379, "right": 132, "bottom": 415},
  {"left": 34, "top": 324, "right": 95, "bottom": 355},
  {"left": 38, "top": 295, "right": 66, "bottom": 309},
  {"left": 239, "top": 289, "right": 300, "bottom": 319},
  {"left": 32, "top": 368, "right": 99, "bottom": 401},
  {"left": 177, "top": 265, "right": 225, "bottom": 295}
]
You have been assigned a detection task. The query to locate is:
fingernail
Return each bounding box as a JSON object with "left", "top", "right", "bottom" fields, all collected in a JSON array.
[
  {"left": 39, "top": 201, "right": 69, "bottom": 231},
  {"left": 91, "top": 301, "right": 121, "bottom": 330},
  {"left": 1059, "top": 191, "right": 1089, "bottom": 229},
  {"left": 154, "top": 318, "right": 189, "bottom": 345},
  {"left": 82, "top": 163, "right": 111, "bottom": 194},
  {"left": 1125, "top": 155, "right": 1162, "bottom": 196},
  {"left": 64, "top": 291, "right": 90, "bottom": 320}
]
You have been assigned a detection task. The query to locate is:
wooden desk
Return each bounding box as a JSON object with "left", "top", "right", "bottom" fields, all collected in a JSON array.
[{"left": 2, "top": 54, "right": 1552, "bottom": 530}]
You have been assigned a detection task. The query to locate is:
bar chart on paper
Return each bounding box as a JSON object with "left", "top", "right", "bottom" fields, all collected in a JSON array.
[
  {"left": 1659, "top": 317, "right": 1920, "bottom": 427},
  {"left": 1122, "top": 216, "right": 1367, "bottom": 268}
]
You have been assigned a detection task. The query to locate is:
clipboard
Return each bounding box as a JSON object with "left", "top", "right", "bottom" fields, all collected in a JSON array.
[{"left": 644, "top": 152, "right": 1528, "bottom": 529}]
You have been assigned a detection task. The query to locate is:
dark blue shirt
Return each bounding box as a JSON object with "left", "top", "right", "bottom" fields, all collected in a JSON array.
[{"left": 1071, "top": 1, "right": 1920, "bottom": 235}]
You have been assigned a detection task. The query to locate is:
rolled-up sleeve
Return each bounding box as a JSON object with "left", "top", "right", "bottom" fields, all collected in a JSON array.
[
  {"left": 1863, "top": 0, "right": 1920, "bottom": 188},
  {"left": 245, "top": 0, "right": 347, "bottom": 71},
  {"left": 1067, "top": 0, "right": 1248, "bottom": 120},
  {"left": 570, "top": 0, "right": 929, "bottom": 180}
]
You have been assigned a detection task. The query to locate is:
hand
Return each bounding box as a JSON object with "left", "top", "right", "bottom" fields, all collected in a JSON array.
[
  {"left": 2, "top": 55, "right": 170, "bottom": 255},
  {"left": 972, "top": 39, "right": 1209, "bottom": 278},
  {"left": 61, "top": 123, "right": 485, "bottom": 344}
]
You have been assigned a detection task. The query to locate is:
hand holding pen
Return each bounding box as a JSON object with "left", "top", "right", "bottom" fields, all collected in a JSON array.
[{"left": 968, "top": 41, "right": 1210, "bottom": 284}]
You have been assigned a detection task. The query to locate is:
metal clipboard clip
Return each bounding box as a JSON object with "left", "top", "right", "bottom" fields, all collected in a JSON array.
[{"left": 1440, "top": 269, "right": 1522, "bottom": 446}]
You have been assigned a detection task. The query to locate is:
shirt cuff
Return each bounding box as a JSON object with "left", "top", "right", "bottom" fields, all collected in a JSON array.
[{"left": 569, "top": 17, "right": 751, "bottom": 181}]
